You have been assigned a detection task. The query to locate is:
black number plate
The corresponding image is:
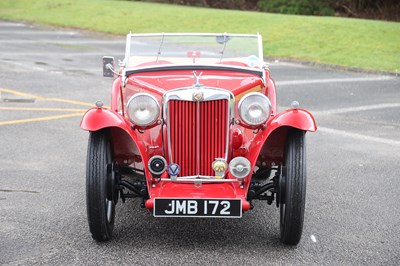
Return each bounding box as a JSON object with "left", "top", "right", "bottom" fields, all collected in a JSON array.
[{"left": 154, "top": 198, "right": 242, "bottom": 218}]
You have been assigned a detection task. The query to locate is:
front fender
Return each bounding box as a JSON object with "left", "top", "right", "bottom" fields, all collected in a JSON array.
[
  {"left": 269, "top": 108, "right": 317, "bottom": 132},
  {"left": 80, "top": 107, "right": 127, "bottom": 132},
  {"left": 247, "top": 108, "right": 317, "bottom": 163},
  {"left": 80, "top": 108, "right": 149, "bottom": 167}
]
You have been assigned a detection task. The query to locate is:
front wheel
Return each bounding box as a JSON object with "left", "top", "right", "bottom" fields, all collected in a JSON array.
[
  {"left": 86, "top": 130, "right": 116, "bottom": 242},
  {"left": 279, "top": 129, "right": 306, "bottom": 245}
]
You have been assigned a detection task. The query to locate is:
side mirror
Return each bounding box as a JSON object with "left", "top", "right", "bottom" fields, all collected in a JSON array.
[{"left": 102, "top": 56, "right": 115, "bottom": 77}]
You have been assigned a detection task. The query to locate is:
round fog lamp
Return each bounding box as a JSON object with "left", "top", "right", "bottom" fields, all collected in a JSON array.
[
  {"left": 148, "top": 156, "right": 167, "bottom": 176},
  {"left": 229, "top": 157, "right": 251, "bottom": 179}
]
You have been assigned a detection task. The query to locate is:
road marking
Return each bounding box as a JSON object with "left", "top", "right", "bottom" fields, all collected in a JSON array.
[
  {"left": 0, "top": 113, "right": 83, "bottom": 126},
  {"left": 0, "top": 88, "right": 94, "bottom": 107},
  {"left": 318, "top": 127, "right": 400, "bottom": 146},
  {"left": 275, "top": 76, "right": 393, "bottom": 86},
  {"left": 0, "top": 189, "right": 39, "bottom": 194},
  {"left": 42, "top": 98, "right": 95, "bottom": 107},
  {"left": 0, "top": 107, "right": 87, "bottom": 112},
  {"left": 314, "top": 103, "right": 400, "bottom": 116},
  {"left": 0, "top": 87, "right": 46, "bottom": 100},
  {"left": 310, "top": 235, "right": 317, "bottom": 243},
  {"left": 0, "top": 87, "right": 93, "bottom": 126}
]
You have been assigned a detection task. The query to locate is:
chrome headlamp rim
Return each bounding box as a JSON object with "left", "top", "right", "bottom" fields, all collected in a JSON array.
[
  {"left": 238, "top": 92, "right": 271, "bottom": 126},
  {"left": 126, "top": 93, "right": 160, "bottom": 127}
]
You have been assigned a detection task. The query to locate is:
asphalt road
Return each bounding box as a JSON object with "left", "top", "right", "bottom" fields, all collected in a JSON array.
[{"left": 0, "top": 21, "right": 399, "bottom": 265}]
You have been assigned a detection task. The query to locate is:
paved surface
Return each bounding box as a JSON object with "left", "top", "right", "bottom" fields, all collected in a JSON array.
[{"left": 0, "top": 21, "right": 399, "bottom": 265}]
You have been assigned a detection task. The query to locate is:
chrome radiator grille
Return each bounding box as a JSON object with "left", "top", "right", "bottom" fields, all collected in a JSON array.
[{"left": 168, "top": 99, "right": 229, "bottom": 177}]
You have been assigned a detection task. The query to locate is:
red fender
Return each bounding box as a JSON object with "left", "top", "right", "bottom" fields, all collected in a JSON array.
[
  {"left": 80, "top": 107, "right": 149, "bottom": 169},
  {"left": 268, "top": 108, "right": 317, "bottom": 132},
  {"left": 247, "top": 108, "right": 317, "bottom": 163},
  {"left": 229, "top": 108, "right": 316, "bottom": 196},
  {"left": 81, "top": 107, "right": 127, "bottom": 131}
]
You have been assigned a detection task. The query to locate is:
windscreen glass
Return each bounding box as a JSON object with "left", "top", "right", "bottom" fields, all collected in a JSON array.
[{"left": 126, "top": 34, "right": 261, "bottom": 69}]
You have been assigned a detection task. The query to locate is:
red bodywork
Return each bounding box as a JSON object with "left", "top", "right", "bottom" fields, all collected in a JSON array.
[{"left": 81, "top": 67, "right": 316, "bottom": 212}]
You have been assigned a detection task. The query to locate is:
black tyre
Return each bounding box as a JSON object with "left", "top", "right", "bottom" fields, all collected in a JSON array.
[
  {"left": 279, "top": 129, "right": 306, "bottom": 245},
  {"left": 86, "top": 130, "right": 116, "bottom": 242}
]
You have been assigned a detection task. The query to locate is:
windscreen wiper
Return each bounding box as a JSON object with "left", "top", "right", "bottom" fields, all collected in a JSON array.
[
  {"left": 218, "top": 33, "right": 230, "bottom": 62},
  {"left": 156, "top": 34, "right": 165, "bottom": 63}
]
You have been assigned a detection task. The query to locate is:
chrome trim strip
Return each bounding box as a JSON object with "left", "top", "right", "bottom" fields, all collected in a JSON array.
[
  {"left": 163, "top": 87, "right": 234, "bottom": 103},
  {"left": 167, "top": 175, "right": 222, "bottom": 180},
  {"left": 128, "top": 33, "right": 260, "bottom": 38},
  {"left": 124, "top": 34, "right": 130, "bottom": 65},
  {"left": 163, "top": 87, "right": 234, "bottom": 174},
  {"left": 257, "top": 33, "right": 263, "bottom": 69},
  {"left": 257, "top": 33, "right": 267, "bottom": 87},
  {"left": 160, "top": 178, "right": 239, "bottom": 183}
]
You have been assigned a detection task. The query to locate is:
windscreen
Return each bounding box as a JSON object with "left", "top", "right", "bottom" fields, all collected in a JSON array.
[{"left": 126, "top": 34, "right": 262, "bottom": 69}]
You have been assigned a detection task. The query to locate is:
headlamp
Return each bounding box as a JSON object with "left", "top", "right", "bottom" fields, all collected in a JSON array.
[
  {"left": 238, "top": 92, "right": 271, "bottom": 126},
  {"left": 126, "top": 93, "right": 160, "bottom": 127}
]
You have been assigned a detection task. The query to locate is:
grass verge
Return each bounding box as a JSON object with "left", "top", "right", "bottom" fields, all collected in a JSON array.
[{"left": 0, "top": 0, "right": 399, "bottom": 73}]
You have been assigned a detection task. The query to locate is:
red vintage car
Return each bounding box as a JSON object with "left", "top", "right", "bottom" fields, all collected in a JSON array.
[{"left": 81, "top": 33, "right": 316, "bottom": 245}]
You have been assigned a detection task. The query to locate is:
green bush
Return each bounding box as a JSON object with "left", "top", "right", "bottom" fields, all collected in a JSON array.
[{"left": 258, "top": 0, "right": 335, "bottom": 16}]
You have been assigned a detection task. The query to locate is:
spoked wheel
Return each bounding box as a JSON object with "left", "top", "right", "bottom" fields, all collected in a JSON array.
[
  {"left": 86, "top": 130, "right": 117, "bottom": 242},
  {"left": 279, "top": 129, "right": 306, "bottom": 245}
]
